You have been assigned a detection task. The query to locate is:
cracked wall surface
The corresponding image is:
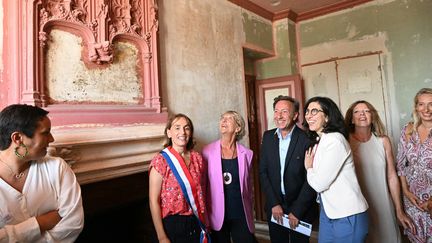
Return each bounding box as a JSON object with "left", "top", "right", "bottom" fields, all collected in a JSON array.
[
  {"left": 299, "top": 0, "right": 432, "bottom": 139},
  {"left": 46, "top": 30, "right": 142, "bottom": 104},
  {"left": 158, "top": 0, "right": 248, "bottom": 147}
]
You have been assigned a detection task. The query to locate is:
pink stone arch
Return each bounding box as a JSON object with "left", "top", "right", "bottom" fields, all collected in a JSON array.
[{"left": 1, "top": 0, "right": 166, "bottom": 125}]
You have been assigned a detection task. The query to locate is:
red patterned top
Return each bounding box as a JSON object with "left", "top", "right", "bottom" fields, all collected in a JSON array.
[{"left": 150, "top": 149, "right": 207, "bottom": 219}]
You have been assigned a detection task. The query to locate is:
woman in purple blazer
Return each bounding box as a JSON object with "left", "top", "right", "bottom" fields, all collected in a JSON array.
[{"left": 202, "top": 111, "right": 255, "bottom": 243}]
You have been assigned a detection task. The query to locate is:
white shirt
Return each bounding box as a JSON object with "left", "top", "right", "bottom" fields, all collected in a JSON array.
[
  {"left": 306, "top": 132, "right": 368, "bottom": 219},
  {"left": 276, "top": 127, "right": 294, "bottom": 195},
  {"left": 0, "top": 157, "right": 84, "bottom": 243}
]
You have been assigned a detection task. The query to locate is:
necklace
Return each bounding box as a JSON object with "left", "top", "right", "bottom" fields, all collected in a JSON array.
[{"left": 0, "top": 157, "right": 25, "bottom": 179}]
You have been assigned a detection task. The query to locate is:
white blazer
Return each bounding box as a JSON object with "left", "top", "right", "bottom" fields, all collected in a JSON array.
[{"left": 307, "top": 132, "right": 368, "bottom": 219}]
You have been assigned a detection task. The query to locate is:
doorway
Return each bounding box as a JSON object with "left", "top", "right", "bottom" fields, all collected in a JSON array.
[{"left": 245, "top": 74, "right": 305, "bottom": 222}]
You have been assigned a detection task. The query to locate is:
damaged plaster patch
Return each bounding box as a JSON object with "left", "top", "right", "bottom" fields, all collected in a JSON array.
[
  {"left": 46, "top": 30, "right": 141, "bottom": 104},
  {"left": 411, "top": 33, "right": 420, "bottom": 44},
  {"left": 302, "top": 0, "right": 397, "bottom": 23},
  {"left": 242, "top": 10, "right": 273, "bottom": 50},
  {"left": 312, "top": 73, "right": 328, "bottom": 95},
  {"left": 301, "top": 32, "right": 389, "bottom": 64},
  {"left": 346, "top": 23, "right": 359, "bottom": 39}
]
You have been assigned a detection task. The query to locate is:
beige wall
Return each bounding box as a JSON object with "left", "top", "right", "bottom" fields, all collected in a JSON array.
[
  {"left": 1, "top": 0, "right": 254, "bottom": 149},
  {"left": 159, "top": 0, "right": 250, "bottom": 148}
]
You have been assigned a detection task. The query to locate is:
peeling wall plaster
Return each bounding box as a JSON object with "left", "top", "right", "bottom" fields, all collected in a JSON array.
[
  {"left": 256, "top": 19, "right": 291, "bottom": 79},
  {"left": 159, "top": 0, "right": 248, "bottom": 147},
  {"left": 257, "top": 19, "right": 299, "bottom": 79},
  {"left": 242, "top": 12, "right": 273, "bottom": 51},
  {"left": 46, "top": 30, "right": 142, "bottom": 104},
  {"left": 299, "top": 0, "right": 432, "bottom": 141}
]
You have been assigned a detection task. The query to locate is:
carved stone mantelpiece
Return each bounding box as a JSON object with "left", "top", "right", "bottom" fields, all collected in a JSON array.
[
  {"left": 49, "top": 124, "right": 165, "bottom": 184},
  {"left": 38, "top": 0, "right": 159, "bottom": 65},
  {"left": 1, "top": 0, "right": 164, "bottom": 124},
  {"left": 1, "top": 0, "right": 166, "bottom": 185}
]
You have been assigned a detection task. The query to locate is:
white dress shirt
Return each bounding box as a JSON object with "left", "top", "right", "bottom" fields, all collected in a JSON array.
[{"left": 0, "top": 156, "right": 84, "bottom": 243}]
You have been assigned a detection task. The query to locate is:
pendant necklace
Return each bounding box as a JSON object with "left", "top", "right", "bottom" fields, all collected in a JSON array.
[
  {"left": 222, "top": 145, "right": 236, "bottom": 185},
  {"left": 0, "top": 157, "right": 25, "bottom": 179}
]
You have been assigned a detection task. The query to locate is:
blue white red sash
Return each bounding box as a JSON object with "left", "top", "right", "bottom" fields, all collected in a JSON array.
[{"left": 160, "top": 147, "right": 210, "bottom": 243}]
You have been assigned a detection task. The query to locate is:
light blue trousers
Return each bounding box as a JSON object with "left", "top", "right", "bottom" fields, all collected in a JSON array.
[{"left": 318, "top": 203, "right": 368, "bottom": 243}]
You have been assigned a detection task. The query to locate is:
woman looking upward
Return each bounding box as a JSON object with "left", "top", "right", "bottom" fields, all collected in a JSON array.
[
  {"left": 203, "top": 111, "right": 255, "bottom": 243},
  {"left": 345, "top": 100, "right": 414, "bottom": 243}
]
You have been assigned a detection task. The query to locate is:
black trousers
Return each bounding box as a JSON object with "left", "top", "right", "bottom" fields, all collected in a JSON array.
[
  {"left": 211, "top": 210, "right": 256, "bottom": 243},
  {"left": 268, "top": 221, "right": 309, "bottom": 243},
  {"left": 161, "top": 215, "right": 201, "bottom": 243}
]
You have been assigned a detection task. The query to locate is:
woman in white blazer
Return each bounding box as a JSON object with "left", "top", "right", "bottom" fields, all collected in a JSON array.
[{"left": 303, "top": 97, "right": 368, "bottom": 243}]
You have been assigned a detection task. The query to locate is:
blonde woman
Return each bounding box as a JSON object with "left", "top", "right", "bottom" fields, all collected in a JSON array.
[
  {"left": 396, "top": 88, "right": 432, "bottom": 243},
  {"left": 203, "top": 111, "right": 255, "bottom": 243}
]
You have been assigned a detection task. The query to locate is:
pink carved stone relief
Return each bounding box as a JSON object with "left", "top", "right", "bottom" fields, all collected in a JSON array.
[{"left": 1, "top": 0, "right": 166, "bottom": 125}]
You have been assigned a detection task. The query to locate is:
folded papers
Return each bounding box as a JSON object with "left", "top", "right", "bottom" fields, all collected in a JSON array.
[{"left": 270, "top": 214, "right": 312, "bottom": 236}]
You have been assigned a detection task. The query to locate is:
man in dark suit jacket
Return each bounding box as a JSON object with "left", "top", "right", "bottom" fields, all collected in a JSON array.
[{"left": 259, "top": 95, "right": 317, "bottom": 243}]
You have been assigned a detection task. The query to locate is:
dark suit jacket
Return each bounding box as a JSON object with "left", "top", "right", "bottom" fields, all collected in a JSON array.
[{"left": 259, "top": 125, "right": 317, "bottom": 222}]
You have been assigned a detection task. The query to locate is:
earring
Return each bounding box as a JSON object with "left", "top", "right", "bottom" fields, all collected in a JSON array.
[{"left": 14, "top": 143, "right": 28, "bottom": 159}]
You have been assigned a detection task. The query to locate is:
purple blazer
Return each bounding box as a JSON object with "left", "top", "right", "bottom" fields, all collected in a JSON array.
[{"left": 202, "top": 140, "right": 255, "bottom": 233}]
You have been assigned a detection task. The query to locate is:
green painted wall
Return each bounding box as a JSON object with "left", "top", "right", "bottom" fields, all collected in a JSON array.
[
  {"left": 288, "top": 21, "right": 298, "bottom": 74},
  {"left": 256, "top": 20, "right": 293, "bottom": 79},
  {"left": 242, "top": 12, "right": 273, "bottom": 51},
  {"left": 299, "top": 0, "right": 432, "bottom": 128},
  {"left": 242, "top": 12, "right": 299, "bottom": 80}
]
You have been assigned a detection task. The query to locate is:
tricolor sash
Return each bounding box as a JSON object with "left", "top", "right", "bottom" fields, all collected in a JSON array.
[{"left": 160, "top": 147, "right": 210, "bottom": 243}]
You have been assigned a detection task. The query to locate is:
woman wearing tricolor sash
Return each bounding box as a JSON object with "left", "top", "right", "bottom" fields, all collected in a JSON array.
[
  {"left": 149, "top": 114, "right": 208, "bottom": 243},
  {"left": 203, "top": 111, "right": 256, "bottom": 243}
]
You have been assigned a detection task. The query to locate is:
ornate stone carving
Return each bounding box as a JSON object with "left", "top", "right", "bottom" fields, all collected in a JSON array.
[
  {"left": 89, "top": 41, "right": 113, "bottom": 64},
  {"left": 48, "top": 146, "right": 81, "bottom": 166},
  {"left": 38, "top": 0, "right": 158, "bottom": 65},
  {"left": 3, "top": 0, "right": 164, "bottom": 121}
]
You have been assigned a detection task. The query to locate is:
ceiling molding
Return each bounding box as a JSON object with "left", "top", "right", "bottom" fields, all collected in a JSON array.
[
  {"left": 297, "top": 0, "right": 374, "bottom": 21},
  {"left": 228, "top": 0, "right": 273, "bottom": 21},
  {"left": 273, "top": 10, "right": 298, "bottom": 22},
  {"left": 230, "top": 0, "right": 374, "bottom": 23}
]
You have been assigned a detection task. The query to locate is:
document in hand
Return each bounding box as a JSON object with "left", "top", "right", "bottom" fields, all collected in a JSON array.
[{"left": 270, "top": 214, "right": 312, "bottom": 236}]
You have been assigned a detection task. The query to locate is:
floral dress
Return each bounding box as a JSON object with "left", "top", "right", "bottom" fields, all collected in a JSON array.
[
  {"left": 397, "top": 124, "right": 432, "bottom": 243},
  {"left": 150, "top": 149, "right": 207, "bottom": 219}
]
